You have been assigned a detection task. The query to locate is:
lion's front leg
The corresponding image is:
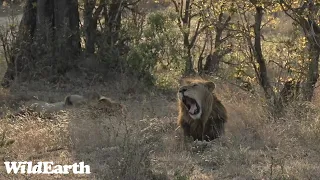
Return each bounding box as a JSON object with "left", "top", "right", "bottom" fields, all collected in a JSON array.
[
  {"left": 181, "top": 122, "right": 191, "bottom": 137},
  {"left": 201, "top": 121, "right": 206, "bottom": 141},
  {"left": 201, "top": 111, "right": 211, "bottom": 141}
]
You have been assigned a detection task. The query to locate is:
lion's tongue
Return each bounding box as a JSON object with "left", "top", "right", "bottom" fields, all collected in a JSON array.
[{"left": 189, "top": 104, "right": 198, "bottom": 114}]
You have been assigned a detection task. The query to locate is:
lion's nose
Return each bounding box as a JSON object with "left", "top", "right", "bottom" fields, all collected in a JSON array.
[{"left": 179, "top": 88, "right": 187, "bottom": 93}]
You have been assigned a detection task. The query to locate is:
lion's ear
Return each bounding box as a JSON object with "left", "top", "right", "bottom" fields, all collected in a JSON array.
[{"left": 205, "top": 81, "right": 215, "bottom": 91}]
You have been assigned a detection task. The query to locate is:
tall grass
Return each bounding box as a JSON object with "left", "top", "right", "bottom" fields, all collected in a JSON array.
[{"left": 1, "top": 76, "right": 320, "bottom": 179}]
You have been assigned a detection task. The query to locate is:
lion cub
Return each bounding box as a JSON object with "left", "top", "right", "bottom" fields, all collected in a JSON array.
[{"left": 177, "top": 78, "right": 227, "bottom": 141}]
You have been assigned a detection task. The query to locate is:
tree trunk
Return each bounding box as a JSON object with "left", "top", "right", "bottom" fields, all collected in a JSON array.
[
  {"left": 1, "top": 0, "right": 81, "bottom": 87},
  {"left": 107, "top": 0, "right": 122, "bottom": 46},
  {"left": 300, "top": 18, "right": 320, "bottom": 101},
  {"left": 204, "top": 13, "right": 231, "bottom": 74},
  {"left": 204, "top": 26, "right": 223, "bottom": 73},
  {"left": 182, "top": 0, "right": 193, "bottom": 75},
  {"left": 252, "top": 5, "right": 282, "bottom": 113},
  {"left": 302, "top": 42, "right": 320, "bottom": 101},
  {"left": 171, "top": 0, "right": 206, "bottom": 75},
  {"left": 203, "top": 49, "right": 231, "bottom": 73},
  {"left": 1, "top": 0, "right": 37, "bottom": 87},
  {"left": 54, "top": 0, "right": 81, "bottom": 61},
  {"left": 253, "top": 6, "right": 275, "bottom": 100},
  {"left": 84, "top": 0, "right": 96, "bottom": 54},
  {"left": 183, "top": 33, "right": 193, "bottom": 75},
  {"left": 83, "top": 0, "right": 104, "bottom": 54},
  {"left": 204, "top": 54, "right": 220, "bottom": 73}
]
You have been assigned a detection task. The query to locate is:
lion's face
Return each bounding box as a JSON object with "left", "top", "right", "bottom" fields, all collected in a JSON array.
[{"left": 178, "top": 80, "right": 215, "bottom": 120}]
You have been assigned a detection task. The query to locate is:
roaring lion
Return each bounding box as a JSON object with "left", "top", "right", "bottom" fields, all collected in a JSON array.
[{"left": 177, "top": 78, "right": 227, "bottom": 141}]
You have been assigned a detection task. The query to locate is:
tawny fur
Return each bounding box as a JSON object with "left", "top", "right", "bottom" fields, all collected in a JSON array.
[
  {"left": 65, "top": 94, "right": 87, "bottom": 106},
  {"left": 64, "top": 92, "right": 105, "bottom": 106},
  {"left": 10, "top": 92, "right": 123, "bottom": 117},
  {"left": 97, "top": 96, "right": 125, "bottom": 111},
  {"left": 177, "top": 78, "right": 227, "bottom": 141},
  {"left": 28, "top": 101, "right": 65, "bottom": 114}
]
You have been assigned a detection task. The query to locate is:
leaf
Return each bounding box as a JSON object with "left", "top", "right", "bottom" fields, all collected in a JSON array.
[{"left": 32, "top": 2, "right": 37, "bottom": 8}]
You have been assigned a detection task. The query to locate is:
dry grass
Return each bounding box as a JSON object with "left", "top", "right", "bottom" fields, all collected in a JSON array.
[{"left": 1, "top": 75, "right": 320, "bottom": 180}]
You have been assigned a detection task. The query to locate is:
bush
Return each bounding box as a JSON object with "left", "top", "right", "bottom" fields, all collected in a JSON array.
[{"left": 123, "top": 10, "right": 183, "bottom": 85}]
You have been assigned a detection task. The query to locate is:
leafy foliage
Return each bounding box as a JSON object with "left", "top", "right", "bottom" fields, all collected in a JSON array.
[
  {"left": 1, "top": 0, "right": 320, "bottom": 104},
  {"left": 125, "top": 10, "right": 183, "bottom": 84}
]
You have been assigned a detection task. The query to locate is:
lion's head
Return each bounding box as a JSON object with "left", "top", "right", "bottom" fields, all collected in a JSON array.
[{"left": 178, "top": 78, "right": 215, "bottom": 120}]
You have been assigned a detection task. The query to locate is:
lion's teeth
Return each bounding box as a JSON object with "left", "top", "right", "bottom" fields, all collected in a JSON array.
[{"left": 189, "top": 104, "right": 198, "bottom": 114}]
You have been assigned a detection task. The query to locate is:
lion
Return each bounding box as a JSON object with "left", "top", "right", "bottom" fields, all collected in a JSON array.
[
  {"left": 65, "top": 94, "right": 89, "bottom": 106},
  {"left": 91, "top": 95, "right": 126, "bottom": 115},
  {"left": 10, "top": 93, "right": 93, "bottom": 116},
  {"left": 16, "top": 94, "right": 77, "bottom": 116},
  {"left": 27, "top": 101, "right": 66, "bottom": 114},
  {"left": 177, "top": 78, "right": 227, "bottom": 141},
  {"left": 9, "top": 92, "right": 124, "bottom": 118},
  {"left": 65, "top": 92, "right": 121, "bottom": 108}
]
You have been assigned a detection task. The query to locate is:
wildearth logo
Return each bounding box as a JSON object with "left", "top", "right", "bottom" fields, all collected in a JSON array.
[{"left": 4, "top": 162, "right": 91, "bottom": 174}]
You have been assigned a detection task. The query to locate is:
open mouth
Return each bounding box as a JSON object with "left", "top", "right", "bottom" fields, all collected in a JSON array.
[{"left": 182, "top": 96, "right": 200, "bottom": 115}]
